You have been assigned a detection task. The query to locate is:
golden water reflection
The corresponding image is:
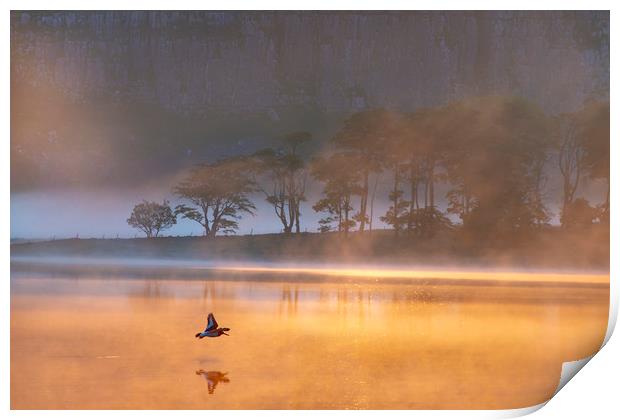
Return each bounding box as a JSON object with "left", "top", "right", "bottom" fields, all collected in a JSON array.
[{"left": 10, "top": 272, "right": 609, "bottom": 409}]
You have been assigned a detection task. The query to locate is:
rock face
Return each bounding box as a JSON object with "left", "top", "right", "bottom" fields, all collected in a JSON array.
[{"left": 10, "top": 11, "right": 609, "bottom": 189}]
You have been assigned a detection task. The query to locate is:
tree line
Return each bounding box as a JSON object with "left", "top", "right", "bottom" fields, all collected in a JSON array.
[{"left": 127, "top": 96, "right": 609, "bottom": 239}]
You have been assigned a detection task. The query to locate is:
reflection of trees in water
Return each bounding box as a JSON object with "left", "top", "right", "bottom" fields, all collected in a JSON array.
[
  {"left": 390, "top": 287, "right": 437, "bottom": 305},
  {"left": 195, "top": 370, "right": 230, "bottom": 395},
  {"left": 318, "top": 285, "right": 447, "bottom": 317},
  {"left": 337, "top": 287, "right": 348, "bottom": 316},
  {"left": 202, "top": 281, "right": 216, "bottom": 303},
  {"left": 125, "top": 280, "right": 177, "bottom": 313},
  {"left": 127, "top": 280, "right": 174, "bottom": 299},
  {"left": 318, "top": 288, "right": 329, "bottom": 303},
  {"left": 140, "top": 281, "right": 167, "bottom": 298},
  {"left": 279, "top": 284, "right": 299, "bottom": 316},
  {"left": 201, "top": 281, "right": 237, "bottom": 310},
  {"left": 344, "top": 287, "right": 374, "bottom": 320},
  {"left": 278, "top": 284, "right": 377, "bottom": 320},
  {"left": 358, "top": 288, "right": 367, "bottom": 320}
]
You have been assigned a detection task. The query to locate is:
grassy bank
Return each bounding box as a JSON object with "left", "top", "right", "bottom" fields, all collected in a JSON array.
[{"left": 10, "top": 226, "right": 609, "bottom": 271}]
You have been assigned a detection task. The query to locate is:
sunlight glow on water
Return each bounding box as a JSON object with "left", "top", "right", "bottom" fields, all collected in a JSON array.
[
  {"left": 10, "top": 270, "right": 609, "bottom": 409},
  {"left": 209, "top": 266, "right": 609, "bottom": 284}
]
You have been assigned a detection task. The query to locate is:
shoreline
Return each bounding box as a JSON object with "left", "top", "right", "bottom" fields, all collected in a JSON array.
[
  {"left": 10, "top": 227, "right": 610, "bottom": 272},
  {"left": 11, "top": 256, "right": 609, "bottom": 288}
]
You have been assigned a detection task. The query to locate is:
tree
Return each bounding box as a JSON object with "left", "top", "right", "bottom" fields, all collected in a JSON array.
[
  {"left": 380, "top": 124, "right": 409, "bottom": 236},
  {"left": 442, "top": 96, "right": 553, "bottom": 236},
  {"left": 402, "top": 107, "right": 452, "bottom": 236},
  {"left": 174, "top": 158, "right": 256, "bottom": 238},
  {"left": 368, "top": 173, "right": 381, "bottom": 233},
  {"left": 127, "top": 200, "right": 176, "bottom": 238},
  {"left": 251, "top": 131, "right": 310, "bottom": 233},
  {"left": 556, "top": 113, "right": 585, "bottom": 227},
  {"left": 579, "top": 101, "right": 610, "bottom": 223},
  {"left": 332, "top": 109, "right": 401, "bottom": 232},
  {"left": 311, "top": 152, "right": 362, "bottom": 235},
  {"left": 435, "top": 103, "right": 482, "bottom": 228},
  {"left": 562, "top": 198, "right": 598, "bottom": 228},
  {"left": 380, "top": 178, "right": 409, "bottom": 236}
]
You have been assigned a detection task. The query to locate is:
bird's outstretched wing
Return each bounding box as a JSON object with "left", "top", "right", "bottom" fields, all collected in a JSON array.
[{"left": 204, "top": 313, "right": 218, "bottom": 332}]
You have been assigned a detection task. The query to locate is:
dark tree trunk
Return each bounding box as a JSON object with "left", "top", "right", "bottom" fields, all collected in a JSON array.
[
  {"left": 344, "top": 196, "right": 350, "bottom": 237},
  {"left": 208, "top": 209, "right": 221, "bottom": 238},
  {"left": 429, "top": 160, "right": 435, "bottom": 209},
  {"left": 286, "top": 196, "right": 295, "bottom": 234},
  {"left": 369, "top": 174, "right": 379, "bottom": 234},
  {"left": 294, "top": 200, "right": 301, "bottom": 233},
  {"left": 408, "top": 164, "right": 417, "bottom": 233},
  {"left": 393, "top": 167, "right": 399, "bottom": 237},
  {"left": 205, "top": 215, "right": 216, "bottom": 237},
  {"left": 424, "top": 177, "right": 429, "bottom": 209},
  {"left": 358, "top": 169, "right": 369, "bottom": 232},
  {"left": 201, "top": 205, "right": 211, "bottom": 237}
]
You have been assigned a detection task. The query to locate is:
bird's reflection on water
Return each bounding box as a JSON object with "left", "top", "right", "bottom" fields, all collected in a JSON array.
[{"left": 195, "top": 370, "right": 230, "bottom": 395}]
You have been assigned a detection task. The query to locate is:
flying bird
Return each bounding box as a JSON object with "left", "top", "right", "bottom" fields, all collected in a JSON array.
[{"left": 195, "top": 313, "right": 230, "bottom": 338}]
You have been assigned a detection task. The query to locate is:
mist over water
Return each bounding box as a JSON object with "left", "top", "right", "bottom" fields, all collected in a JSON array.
[{"left": 10, "top": 272, "right": 609, "bottom": 409}]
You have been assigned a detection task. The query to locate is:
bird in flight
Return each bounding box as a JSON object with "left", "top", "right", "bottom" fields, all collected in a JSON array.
[{"left": 195, "top": 313, "right": 230, "bottom": 338}]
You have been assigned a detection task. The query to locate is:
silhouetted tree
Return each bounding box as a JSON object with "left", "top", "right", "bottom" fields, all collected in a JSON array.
[
  {"left": 251, "top": 131, "right": 310, "bottom": 233},
  {"left": 174, "top": 158, "right": 256, "bottom": 238},
  {"left": 368, "top": 173, "right": 381, "bottom": 233},
  {"left": 443, "top": 97, "right": 552, "bottom": 236},
  {"left": 380, "top": 125, "right": 409, "bottom": 236},
  {"left": 562, "top": 198, "right": 598, "bottom": 228},
  {"left": 579, "top": 101, "right": 610, "bottom": 223},
  {"left": 380, "top": 171, "right": 409, "bottom": 235},
  {"left": 437, "top": 103, "right": 482, "bottom": 228},
  {"left": 127, "top": 200, "right": 176, "bottom": 238},
  {"left": 556, "top": 113, "right": 585, "bottom": 228},
  {"left": 400, "top": 105, "right": 464, "bottom": 236},
  {"left": 311, "top": 152, "right": 362, "bottom": 235},
  {"left": 332, "top": 109, "right": 400, "bottom": 232}
]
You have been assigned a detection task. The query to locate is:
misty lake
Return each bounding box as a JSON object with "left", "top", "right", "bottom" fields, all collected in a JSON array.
[{"left": 10, "top": 265, "right": 609, "bottom": 409}]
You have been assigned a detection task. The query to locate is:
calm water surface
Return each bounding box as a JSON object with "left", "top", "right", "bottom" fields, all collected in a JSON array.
[{"left": 11, "top": 269, "right": 609, "bottom": 409}]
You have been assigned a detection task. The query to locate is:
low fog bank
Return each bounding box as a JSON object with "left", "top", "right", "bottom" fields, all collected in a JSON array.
[{"left": 10, "top": 227, "right": 609, "bottom": 272}]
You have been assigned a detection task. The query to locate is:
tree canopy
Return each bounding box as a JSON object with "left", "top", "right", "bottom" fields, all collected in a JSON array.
[
  {"left": 127, "top": 96, "right": 609, "bottom": 239},
  {"left": 250, "top": 131, "right": 311, "bottom": 233},
  {"left": 174, "top": 158, "right": 256, "bottom": 237},
  {"left": 127, "top": 200, "right": 176, "bottom": 238}
]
